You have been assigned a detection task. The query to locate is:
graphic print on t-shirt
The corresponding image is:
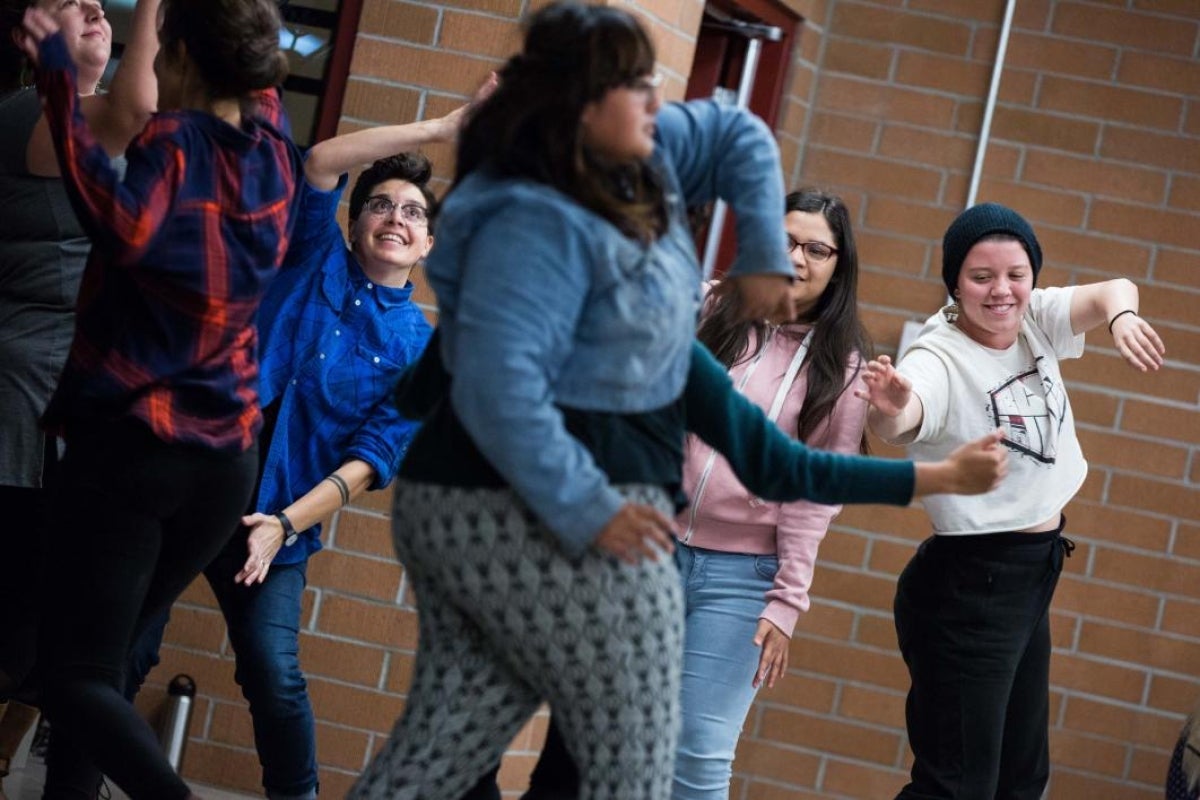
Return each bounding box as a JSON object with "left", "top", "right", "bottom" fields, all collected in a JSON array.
[{"left": 987, "top": 357, "right": 1066, "bottom": 464}]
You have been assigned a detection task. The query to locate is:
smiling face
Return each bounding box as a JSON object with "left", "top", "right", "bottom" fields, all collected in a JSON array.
[
  {"left": 954, "top": 237, "right": 1033, "bottom": 349},
  {"left": 36, "top": 0, "right": 110, "bottom": 87},
  {"left": 349, "top": 178, "right": 434, "bottom": 283},
  {"left": 579, "top": 74, "right": 663, "bottom": 163},
  {"left": 785, "top": 209, "right": 839, "bottom": 322}
]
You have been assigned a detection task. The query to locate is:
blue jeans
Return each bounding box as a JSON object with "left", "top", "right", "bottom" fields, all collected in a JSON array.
[
  {"left": 673, "top": 543, "right": 778, "bottom": 800},
  {"left": 126, "top": 537, "right": 317, "bottom": 800}
]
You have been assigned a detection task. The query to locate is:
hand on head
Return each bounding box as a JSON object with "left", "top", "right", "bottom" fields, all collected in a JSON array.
[
  {"left": 594, "top": 503, "right": 676, "bottom": 564},
  {"left": 1110, "top": 313, "right": 1165, "bottom": 372},
  {"left": 16, "top": 7, "right": 61, "bottom": 66},
  {"left": 854, "top": 355, "right": 913, "bottom": 417}
]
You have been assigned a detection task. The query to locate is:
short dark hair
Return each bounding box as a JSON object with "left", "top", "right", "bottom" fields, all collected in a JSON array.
[
  {"left": 348, "top": 152, "right": 438, "bottom": 234},
  {"left": 159, "top": 0, "right": 288, "bottom": 99}
]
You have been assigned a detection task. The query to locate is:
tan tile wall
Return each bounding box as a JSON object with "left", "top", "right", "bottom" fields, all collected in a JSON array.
[{"left": 145, "top": 0, "right": 1199, "bottom": 797}]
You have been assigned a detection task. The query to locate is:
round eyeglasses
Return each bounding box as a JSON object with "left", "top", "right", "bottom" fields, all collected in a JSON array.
[
  {"left": 364, "top": 195, "right": 428, "bottom": 225},
  {"left": 788, "top": 238, "right": 838, "bottom": 263}
]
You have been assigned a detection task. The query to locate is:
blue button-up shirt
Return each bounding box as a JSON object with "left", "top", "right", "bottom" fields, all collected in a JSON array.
[{"left": 256, "top": 174, "right": 432, "bottom": 564}]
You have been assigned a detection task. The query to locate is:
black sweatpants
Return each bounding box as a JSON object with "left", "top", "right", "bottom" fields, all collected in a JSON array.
[{"left": 894, "top": 522, "right": 1071, "bottom": 800}]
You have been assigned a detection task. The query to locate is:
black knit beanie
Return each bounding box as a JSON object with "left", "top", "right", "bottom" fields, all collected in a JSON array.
[{"left": 941, "top": 203, "right": 1043, "bottom": 297}]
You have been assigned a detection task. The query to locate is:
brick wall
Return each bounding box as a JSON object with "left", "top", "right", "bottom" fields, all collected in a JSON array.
[{"left": 144, "top": 0, "right": 1199, "bottom": 798}]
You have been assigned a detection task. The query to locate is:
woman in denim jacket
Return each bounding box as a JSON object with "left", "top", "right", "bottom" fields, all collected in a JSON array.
[{"left": 350, "top": 4, "right": 1006, "bottom": 799}]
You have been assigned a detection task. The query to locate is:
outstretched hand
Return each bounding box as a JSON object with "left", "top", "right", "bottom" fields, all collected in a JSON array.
[
  {"left": 234, "top": 513, "right": 286, "bottom": 586},
  {"left": 945, "top": 429, "right": 1008, "bottom": 495},
  {"left": 854, "top": 355, "right": 912, "bottom": 416},
  {"left": 16, "top": 7, "right": 60, "bottom": 65},
  {"left": 594, "top": 503, "right": 676, "bottom": 564},
  {"left": 1110, "top": 313, "right": 1165, "bottom": 372}
]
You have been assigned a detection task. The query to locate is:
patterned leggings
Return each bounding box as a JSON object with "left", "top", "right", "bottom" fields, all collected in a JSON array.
[{"left": 349, "top": 482, "right": 684, "bottom": 800}]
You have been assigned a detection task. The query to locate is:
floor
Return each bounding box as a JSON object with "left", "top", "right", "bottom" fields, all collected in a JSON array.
[{"left": 4, "top": 757, "right": 258, "bottom": 800}]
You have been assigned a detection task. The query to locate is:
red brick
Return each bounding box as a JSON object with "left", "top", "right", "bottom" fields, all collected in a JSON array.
[
  {"left": 1147, "top": 673, "right": 1200, "bottom": 713},
  {"left": 805, "top": 112, "right": 879, "bottom": 152},
  {"left": 730, "top": 738, "right": 822, "bottom": 786},
  {"left": 307, "top": 548, "right": 402, "bottom": 602},
  {"left": 1048, "top": 728, "right": 1131, "bottom": 778},
  {"left": 300, "top": 632, "right": 387, "bottom": 686},
  {"left": 837, "top": 503, "right": 931, "bottom": 543},
  {"left": 1079, "top": 619, "right": 1200, "bottom": 676},
  {"left": 351, "top": 39, "right": 498, "bottom": 96},
  {"left": 760, "top": 707, "right": 903, "bottom": 763},
  {"left": 308, "top": 676, "right": 407, "bottom": 733},
  {"left": 1039, "top": 75, "right": 1185, "bottom": 131},
  {"left": 855, "top": 230, "right": 931, "bottom": 276},
  {"left": 1119, "top": 51, "right": 1200, "bottom": 98},
  {"left": 359, "top": 0, "right": 439, "bottom": 44},
  {"left": 976, "top": 179, "right": 1087, "bottom": 228},
  {"left": 1161, "top": 597, "right": 1200, "bottom": 638},
  {"left": 1132, "top": 0, "right": 1200, "bottom": 18},
  {"left": 1062, "top": 694, "right": 1183, "bottom": 748},
  {"left": 1021, "top": 150, "right": 1166, "bottom": 206},
  {"left": 788, "top": 637, "right": 909, "bottom": 690},
  {"left": 990, "top": 106, "right": 1101, "bottom": 155},
  {"left": 1128, "top": 744, "right": 1179, "bottom": 786},
  {"left": 753, "top": 672, "right": 838, "bottom": 714},
  {"left": 814, "top": 566, "right": 899, "bottom": 612},
  {"left": 1068, "top": 388, "right": 1119, "bottom": 428},
  {"left": 815, "top": 75, "right": 957, "bottom": 129},
  {"left": 1154, "top": 249, "right": 1200, "bottom": 291},
  {"left": 855, "top": 613, "right": 900, "bottom": 650},
  {"left": 793, "top": 602, "right": 856, "bottom": 641},
  {"left": 1053, "top": 575, "right": 1161, "bottom": 628},
  {"left": 1061, "top": 350, "right": 1200, "bottom": 405},
  {"left": 831, "top": 2, "right": 972, "bottom": 56},
  {"left": 822, "top": 757, "right": 910, "bottom": 794},
  {"left": 1048, "top": 770, "right": 1162, "bottom": 800},
  {"left": 1004, "top": 31, "right": 1118, "bottom": 80},
  {"left": 803, "top": 148, "right": 944, "bottom": 202},
  {"left": 439, "top": 11, "right": 523, "bottom": 58},
  {"left": 1050, "top": 652, "right": 1148, "bottom": 704},
  {"left": 331, "top": 510, "right": 395, "bottom": 558},
  {"left": 858, "top": 270, "right": 947, "bottom": 312},
  {"left": 1101, "top": 127, "right": 1200, "bottom": 175},
  {"left": 316, "top": 593, "right": 419, "bottom": 648},
  {"left": 839, "top": 683, "right": 906, "bottom": 728},
  {"left": 1037, "top": 226, "right": 1153, "bottom": 278},
  {"left": 862, "top": 197, "right": 954, "bottom": 245},
  {"left": 1108, "top": 474, "right": 1200, "bottom": 524},
  {"left": 877, "top": 124, "right": 976, "bottom": 170},
  {"left": 1063, "top": 500, "right": 1172, "bottom": 552},
  {"left": 1122, "top": 399, "right": 1200, "bottom": 446},
  {"left": 1076, "top": 428, "right": 1189, "bottom": 480},
  {"left": 822, "top": 36, "right": 894, "bottom": 80},
  {"left": 340, "top": 79, "right": 421, "bottom": 126},
  {"left": 893, "top": 50, "right": 990, "bottom": 97},
  {"left": 182, "top": 740, "right": 263, "bottom": 795},
  {"left": 1052, "top": 1, "right": 1197, "bottom": 55}
]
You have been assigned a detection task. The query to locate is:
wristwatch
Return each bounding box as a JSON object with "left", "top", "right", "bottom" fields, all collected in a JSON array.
[{"left": 275, "top": 511, "right": 299, "bottom": 547}]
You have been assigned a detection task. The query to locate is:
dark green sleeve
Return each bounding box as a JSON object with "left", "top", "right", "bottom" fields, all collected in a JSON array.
[{"left": 684, "top": 341, "right": 916, "bottom": 506}]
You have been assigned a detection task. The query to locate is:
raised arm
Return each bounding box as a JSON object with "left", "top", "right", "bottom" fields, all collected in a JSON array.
[
  {"left": 1068, "top": 278, "right": 1165, "bottom": 372},
  {"left": 88, "top": 0, "right": 159, "bottom": 153},
  {"left": 22, "top": 21, "right": 182, "bottom": 258},
  {"left": 304, "top": 73, "right": 497, "bottom": 190}
]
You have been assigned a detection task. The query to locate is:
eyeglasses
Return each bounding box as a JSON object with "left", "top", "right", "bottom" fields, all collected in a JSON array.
[
  {"left": 788, "top": 238, "right": 838, "bottom": 263},
  {"left": 363, "top": 195, "right": 428, "bottom": 225},
  {"left": 623, "top": 71, "right": 664, "bottom": 98}
]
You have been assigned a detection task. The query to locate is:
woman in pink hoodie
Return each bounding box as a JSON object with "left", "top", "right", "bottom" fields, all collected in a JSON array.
[{"left": 675, "top": 188, "right": 870, "bottom": 798}]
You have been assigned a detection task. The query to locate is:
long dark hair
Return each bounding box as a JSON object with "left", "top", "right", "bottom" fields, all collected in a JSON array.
[
  {"left": 696, "top": 188, "right": 872, "bottom": 452},
  {"left": 453, "top": 1, "right": 666, "bottom": 242},
  {"left": 159, "top": 0, "right": 288, "bottom": 100}
]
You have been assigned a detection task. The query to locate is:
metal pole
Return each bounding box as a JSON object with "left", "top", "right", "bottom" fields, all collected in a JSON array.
[
  {"left": 966, "top": 0, "right": 1017, "bottom": 208},
  {"left": 699, "top": 32, "right": 774, "bottom": 279}
]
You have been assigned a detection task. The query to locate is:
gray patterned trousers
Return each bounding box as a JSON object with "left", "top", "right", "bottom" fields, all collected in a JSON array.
[{"left": 349, "top": 481, "right": 684, "bottom": 800}]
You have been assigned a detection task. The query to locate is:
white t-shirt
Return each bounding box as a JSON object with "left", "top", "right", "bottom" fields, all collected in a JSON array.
[{"left": 899, "top": 286, "right": 1087, "bottom": 534}]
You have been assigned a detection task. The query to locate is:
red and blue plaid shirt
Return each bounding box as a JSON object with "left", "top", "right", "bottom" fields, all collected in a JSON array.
[{"left": 36, "top": 32, "right": 303, "bottom": 453}]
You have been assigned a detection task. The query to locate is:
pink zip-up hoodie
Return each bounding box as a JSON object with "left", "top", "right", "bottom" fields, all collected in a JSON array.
[{"left": 679, "top": 323, "right": 868, "bottom": 637}]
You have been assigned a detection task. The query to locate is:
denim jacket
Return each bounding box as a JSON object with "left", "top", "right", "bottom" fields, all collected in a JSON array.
[{"left": 424, "top": 100, "right": 792, "bottom": 550}]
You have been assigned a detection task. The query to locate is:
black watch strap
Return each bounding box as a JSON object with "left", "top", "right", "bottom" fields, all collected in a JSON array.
[{"left": 276, "top": 511, "right": 298, "bottom": 547}]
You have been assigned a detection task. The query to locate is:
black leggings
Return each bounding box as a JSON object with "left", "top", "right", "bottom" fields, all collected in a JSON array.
[
  {"left": 38, "top": 419, "right": 257, "bottom": 800},
  {"left": 458, "top": 719, "right": 579, "bottom": 800}
]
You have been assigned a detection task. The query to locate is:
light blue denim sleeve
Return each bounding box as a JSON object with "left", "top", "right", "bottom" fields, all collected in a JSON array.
[
  {"left": 444, "top": 203, "right": 626, "bottom": 557},
  {"left": 654, "top": 100, "right": 791, "bottom": 280}
]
